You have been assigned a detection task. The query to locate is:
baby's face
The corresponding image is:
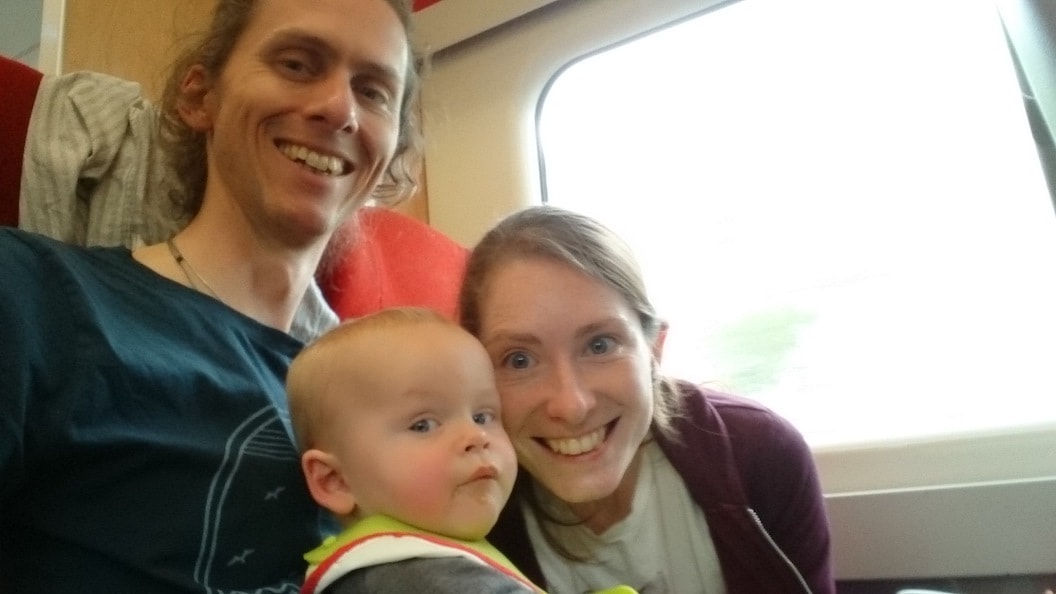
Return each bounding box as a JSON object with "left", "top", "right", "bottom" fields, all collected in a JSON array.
[{"left": 332, "top": 322, "right": 517, "bottom": 540}]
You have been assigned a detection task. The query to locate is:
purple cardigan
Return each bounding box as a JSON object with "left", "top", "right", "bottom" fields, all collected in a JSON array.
[{"left": 487, "top": 382, "right": 835, "bottom": 594}]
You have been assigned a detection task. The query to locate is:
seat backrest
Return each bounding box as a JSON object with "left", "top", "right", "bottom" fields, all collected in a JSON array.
[
  {"left": 0, "top": 55, "right": 44, "bottom": 227},
  {"left": 318, "top": 206, "right": 469, "bottom": 321}
]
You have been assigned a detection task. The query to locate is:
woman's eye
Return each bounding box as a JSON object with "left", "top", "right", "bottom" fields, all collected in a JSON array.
[
  {"left": 502, "top": 351, "right": 533, "bottom": 370},
  {"left": 409, "top": 419, "right": 438, "bottom": 433},
  {"left": 472, "top": 411, "right": 496, "bottom": 426},
  {"left": 587, "top": 336, "right": 616, "bottom": 355}
]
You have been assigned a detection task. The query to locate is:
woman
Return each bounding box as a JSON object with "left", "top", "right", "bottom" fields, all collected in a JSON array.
[
  {"left": 0, "top": 0, "right": 421, "bottom": 591},
  {"left": 460, "top": 206, "right": 835, "bottom": 593}
]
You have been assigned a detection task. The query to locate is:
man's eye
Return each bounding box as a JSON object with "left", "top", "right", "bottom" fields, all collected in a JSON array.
[
  {"left": 351, "top": 77, "right": 395, "bottom": 108},
  {"left": 274, "top": 50, "right": 320, "bottom": 79},
  {"left": 409, "top": 419, "right": 438, "bottom": 433},
  {"left": 280, "top": 59, "right": 305, "bottom": 72},
  {"left": 278, "top": 58, "right": 311, "bottom": 76},
  {"left": 472, "top": 411, "right": 496, "bottom": 426},
  {"left": 358, "top": 85, "right": 389, "bottom": 104}
]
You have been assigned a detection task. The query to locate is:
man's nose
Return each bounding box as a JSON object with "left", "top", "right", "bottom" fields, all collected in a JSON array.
[{"left": 308, "top": 74, "right": 358, "bottom": 132}]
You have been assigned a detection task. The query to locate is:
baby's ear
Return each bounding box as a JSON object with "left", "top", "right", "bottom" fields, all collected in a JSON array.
[{"left": 301, "top": 449, "right": 357, "bottom": 516}]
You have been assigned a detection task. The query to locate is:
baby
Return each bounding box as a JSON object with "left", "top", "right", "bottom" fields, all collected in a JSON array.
[{"left": 286, "top": 307, "right": 537, "bottom": 593}]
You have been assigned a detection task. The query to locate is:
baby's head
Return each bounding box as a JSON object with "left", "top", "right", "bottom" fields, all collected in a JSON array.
[{"left": 286, "top": 307, "right": 517, "bottom": 541}]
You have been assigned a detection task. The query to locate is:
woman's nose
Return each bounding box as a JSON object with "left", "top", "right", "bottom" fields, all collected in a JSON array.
[
  {"left": 543, "top": 360, "right": 594, "bottom": 425},
  {"left": 308, "top": 74, "right": 358, "bottom": 132}
]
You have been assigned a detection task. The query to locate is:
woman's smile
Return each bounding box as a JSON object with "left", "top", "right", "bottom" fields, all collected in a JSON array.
[{"left": 540, "top": 422, "right": 613, "bottom": 456}]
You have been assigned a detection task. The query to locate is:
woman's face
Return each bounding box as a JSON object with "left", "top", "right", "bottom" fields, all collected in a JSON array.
[{"left": 476, "top": 256, "right": 659, "bottom": 508}]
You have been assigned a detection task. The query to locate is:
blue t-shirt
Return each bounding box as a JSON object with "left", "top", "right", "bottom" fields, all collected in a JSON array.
[{"left": 0, "top": 228, "right": 326, "bottom": 593}]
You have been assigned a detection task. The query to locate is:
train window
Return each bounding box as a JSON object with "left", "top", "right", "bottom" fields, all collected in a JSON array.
[{"left": 539, "top": 0, "right": 1056, "bottom": 447}]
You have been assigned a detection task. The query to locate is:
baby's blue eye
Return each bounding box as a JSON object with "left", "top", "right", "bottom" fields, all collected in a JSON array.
[
  {"left": 473, "top": 411, "right": 495, "bottom": 426},
  {"left": 409, "top": 419, "right": 438, "bottom": 433}
]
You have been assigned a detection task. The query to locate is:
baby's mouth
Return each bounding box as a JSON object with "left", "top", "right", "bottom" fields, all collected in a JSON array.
[{"left": 468, "top": 465, "right": 498, "bottom": 482}]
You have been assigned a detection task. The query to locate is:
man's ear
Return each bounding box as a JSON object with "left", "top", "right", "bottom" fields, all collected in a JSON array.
[
  {"left": 177, "top": 64, "right": 216, "bottom": 132},
  {"left": 301, "top": 449, "right": 357, "bottom": 516}
]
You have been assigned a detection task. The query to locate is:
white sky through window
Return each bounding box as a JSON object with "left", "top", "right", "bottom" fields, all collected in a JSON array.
[{"left": 539, "top": 0, "right": 1056, "bottom": 447}]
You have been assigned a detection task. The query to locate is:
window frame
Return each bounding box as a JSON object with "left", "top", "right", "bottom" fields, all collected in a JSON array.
[{"left": 416, "top": 0, "right": 1056, "bottom": 579}]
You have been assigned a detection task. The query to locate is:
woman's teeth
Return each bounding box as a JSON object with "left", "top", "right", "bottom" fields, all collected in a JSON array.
[
  {"left": 279, "top": 143, "right": 345, "bottom": 175},
  {"left": 545, "top": 426, "right": 607, "bottom": 455}
]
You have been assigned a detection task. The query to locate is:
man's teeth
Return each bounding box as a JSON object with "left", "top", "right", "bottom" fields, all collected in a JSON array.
[
  {"left": 545, "top": 426, "right": 606, "bottom": 456},
  {"left": 280, "top": 144, "right": 344, "bottom": 175}
]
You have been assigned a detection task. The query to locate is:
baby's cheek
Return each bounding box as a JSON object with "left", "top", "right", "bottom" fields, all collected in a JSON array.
[{"left": 390, "top": 454, "right": 455, "bottom": 515}]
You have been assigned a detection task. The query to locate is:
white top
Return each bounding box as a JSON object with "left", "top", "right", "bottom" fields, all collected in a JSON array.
[{"left": 524, "top": 440, "right": 727, "bottom": 594}]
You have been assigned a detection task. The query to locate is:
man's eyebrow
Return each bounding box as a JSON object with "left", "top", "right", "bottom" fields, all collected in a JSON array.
[
  {"left": 262, "top": 30, "right": 334, "bottom": 56},
  {"left": 263, "top": 29, "right": 405, "bottom": 84},
  {"left": 357, "top": 61, "right": 404, "bottom": 87}
]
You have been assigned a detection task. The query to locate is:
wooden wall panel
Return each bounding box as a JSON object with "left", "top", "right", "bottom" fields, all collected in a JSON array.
[
  {"left": 60, "top": 0, "right": 428, "bottom": 222},
  {"left": 63, "top": 0, "right": 216, "bottom": 102}
]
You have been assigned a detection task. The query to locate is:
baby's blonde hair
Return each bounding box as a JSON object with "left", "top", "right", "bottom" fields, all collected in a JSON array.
[{"left": 286, "top": 307, "right": 451, "bottom": 451}]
